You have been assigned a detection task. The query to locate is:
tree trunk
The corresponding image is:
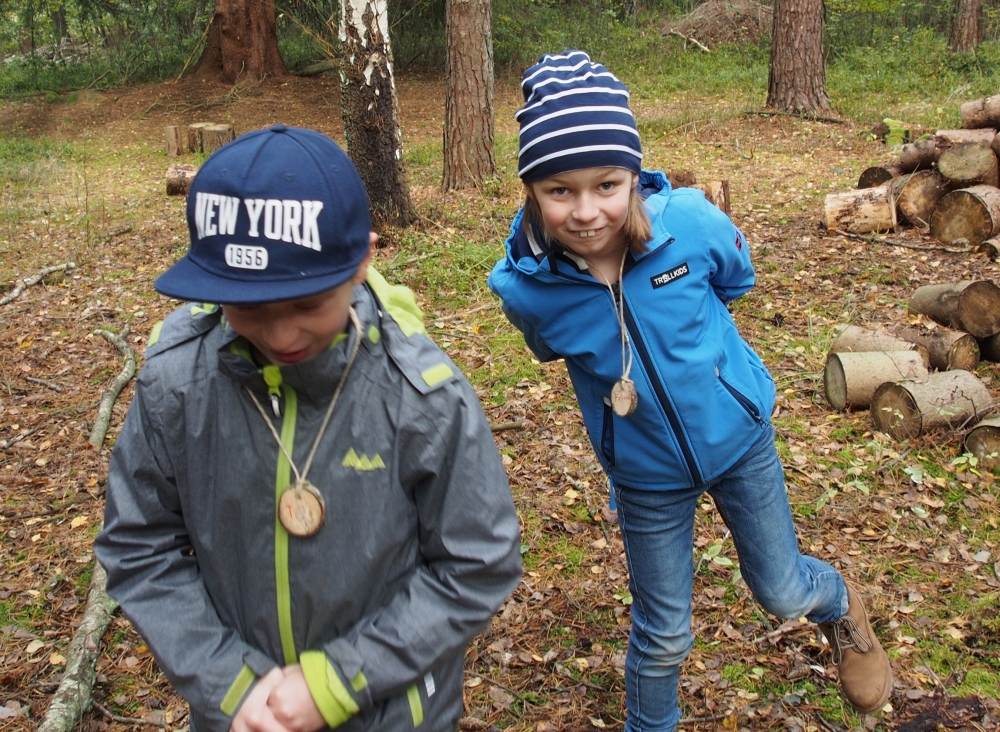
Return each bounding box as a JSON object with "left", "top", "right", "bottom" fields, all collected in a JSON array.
[
  {"left": 937, "top": 143, "right": 999, "bottom": 188},
  {"left": 964, "top": 416, "right": 1000, "bottom": 469},
  {"left": 191, "top": 0, "right": 287, "bottom": 83},
  {"left": 937, "top": 128, "right": 996, "bottom": 145},
  {"left": 692, "top": 181, "right": 731, "bottom": 214},
  {"left": 442, "top": 0, "right": 496, "bottom": 190},
  {"left": 893, "top": 324, "right": 980, "bottom": 371},
  {"left": 766, "top": 0, "right": 829, "bottom": 113},
  {"left": 824, "top": 350, "right": 928, "bottom": 411},
  {"left": 340, "top": 0, "right": 417, "bottom": 230},
  {"left": 961, "top": 95, "right": 1000, "bottom": 129},
  {"left": 930, "top": 185, "right": 1000, "bottom": 248},
  {"left": 830, "top": 324, "right": 929, "bottom": 366},
  {"left": 950, "top": 0, "right": 981, "bottom": 53},
  {"left": 871, "top": 370, "right": 992, "bottom": 440},
  {"left": 888, "top": 170, "right": 948, "bottom": 227},
  {"left": 165, "top": 125, "right": 188, "bottom": 157},
  {"left": 203, "top": 123, "right": 236, "bottom": 152},
  {"left": 823, "top": 187, "right": 894, "bottom": 233},
  {"left": 908, "top": 280, "right": 1000, "bottom": 338}
]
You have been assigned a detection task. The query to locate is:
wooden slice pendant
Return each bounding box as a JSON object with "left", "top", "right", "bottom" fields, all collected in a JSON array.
[
  {"left": 278, "top": 480, "right": 326, "bottom": 537},
  {"left": 611, "top": 379, "right": 638, "bottom": 417}
]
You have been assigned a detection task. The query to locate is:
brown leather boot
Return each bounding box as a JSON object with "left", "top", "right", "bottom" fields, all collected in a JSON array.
[{"left": 818, "top": 583, "right": 893, "bottom": 713}]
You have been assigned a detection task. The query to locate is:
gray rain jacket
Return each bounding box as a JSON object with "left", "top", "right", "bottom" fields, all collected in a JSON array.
[{"left": 95, "top": 277, "right": 522, "bottom": 732}]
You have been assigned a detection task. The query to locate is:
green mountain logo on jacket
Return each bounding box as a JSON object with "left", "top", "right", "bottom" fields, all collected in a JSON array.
[{"left": 342, "top": 449, "right": 385, "bottom": 471}]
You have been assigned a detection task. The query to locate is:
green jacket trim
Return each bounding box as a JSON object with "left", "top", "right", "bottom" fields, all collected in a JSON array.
[
  {"left": 275, "top": 382, "right": 298, "bottom": 666},
  {"left": 421, "top": 363, "right": 454, "bottom": 387},
  {"left": 219, "top": 664, "right": 256, "bottom": 716},
  {"left": 367, "top": 267, "right": 426, "bottom": 337},
  {"left": 147, "top": 321, "right": 164, "bottom": 348},
  {"left": 406, "top": 684, "right": 424, "bottom": 727},
  {"left": 300, "top": 650, "right": 359, "bottom": 729}
]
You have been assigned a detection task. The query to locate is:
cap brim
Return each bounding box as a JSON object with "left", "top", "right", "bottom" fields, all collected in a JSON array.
[{"left": 154, "top": 254, "right": 357, "bottom": 305}]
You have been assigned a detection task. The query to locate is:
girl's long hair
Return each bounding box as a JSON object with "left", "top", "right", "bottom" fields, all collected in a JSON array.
[{"left": 523, "top": 176, "right": 651, "bottom": 256}]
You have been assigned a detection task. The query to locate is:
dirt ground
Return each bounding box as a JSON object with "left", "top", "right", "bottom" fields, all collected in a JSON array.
[{"left": 1, "top": 71, "right": 999, "bottom": 732}]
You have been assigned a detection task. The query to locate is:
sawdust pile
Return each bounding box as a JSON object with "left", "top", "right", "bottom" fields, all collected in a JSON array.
[{"left": 663, "top": 0, "right": 772, "bottom": 48}]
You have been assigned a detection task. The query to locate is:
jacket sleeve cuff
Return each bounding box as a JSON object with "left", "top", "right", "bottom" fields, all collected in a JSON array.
[{"left": 300, "top": 650, "right": 361, "bottom": 729}]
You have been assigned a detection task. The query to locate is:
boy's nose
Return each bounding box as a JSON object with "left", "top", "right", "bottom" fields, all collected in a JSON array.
[{"left": 573, "top": 194, "right": 599, "bottom": 221}]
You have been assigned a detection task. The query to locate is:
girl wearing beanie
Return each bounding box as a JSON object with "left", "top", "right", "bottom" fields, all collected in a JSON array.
[{"left": 488, "top": 50, "right": 892, "bottom": 731}]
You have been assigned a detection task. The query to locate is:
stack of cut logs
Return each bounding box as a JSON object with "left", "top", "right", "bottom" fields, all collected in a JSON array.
[
  {"left": 825, "top": 95, "right": 1000, "bottom": 252},
  {"left": 824, "top": 280, "right": 1000, "bottom": 466},
  {"left": 164, "top": 122, "right": 236, "bottom": 196}
]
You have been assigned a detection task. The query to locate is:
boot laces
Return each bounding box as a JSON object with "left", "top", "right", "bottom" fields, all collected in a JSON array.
[{"left": 829, "top": 616, "right": 874, "bottom": 666}]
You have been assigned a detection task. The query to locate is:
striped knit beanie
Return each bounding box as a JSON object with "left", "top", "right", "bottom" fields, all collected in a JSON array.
[{"left": 516, "top": 50, "right": 642, "bottom": 183}]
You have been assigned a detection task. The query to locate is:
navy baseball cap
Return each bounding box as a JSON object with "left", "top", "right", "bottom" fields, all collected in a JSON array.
[{"left": 155, "top": 125, "right": 372, "bottom": 305}]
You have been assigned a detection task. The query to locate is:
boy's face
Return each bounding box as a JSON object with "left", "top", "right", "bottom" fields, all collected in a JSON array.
[
  {"left": 531, "top": 167, "right": 636, "bottom": 263},
  {"left": 222, "top": 234, "right": 375, "bottom": 366}
]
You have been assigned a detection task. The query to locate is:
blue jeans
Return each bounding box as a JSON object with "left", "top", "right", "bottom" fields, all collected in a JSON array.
[{"left": 613, "top": 425, "right": 848, "bottom": 732}]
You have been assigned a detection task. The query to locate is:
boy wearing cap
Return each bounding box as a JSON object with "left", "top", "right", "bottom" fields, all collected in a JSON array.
[{"left": 95, "top": 126, "right": 522, "bottom": 732}]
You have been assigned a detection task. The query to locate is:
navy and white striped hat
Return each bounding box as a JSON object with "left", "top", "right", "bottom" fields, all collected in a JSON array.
[{"left": 516, "top": 50, "right": 642, "bottom": 183}]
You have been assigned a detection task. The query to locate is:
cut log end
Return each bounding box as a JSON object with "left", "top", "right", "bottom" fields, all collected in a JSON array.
[
  {"left": 871, "top": 382, "right": 922, "bottom": 439},
  {"left": 964, "top": 416, "right": 1000, "bottom": 469}
]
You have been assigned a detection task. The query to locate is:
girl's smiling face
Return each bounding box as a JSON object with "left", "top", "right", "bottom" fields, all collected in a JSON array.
[{"left": 530, "top": 166, "right": 636, "bottom": 266}]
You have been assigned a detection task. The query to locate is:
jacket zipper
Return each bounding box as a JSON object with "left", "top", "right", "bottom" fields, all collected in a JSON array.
[
  {"left": 718, "top": 374, "right": 764, "bottom": 426},
  {"left": 617, "top": 285, "right": 703, "bottom": 485}
]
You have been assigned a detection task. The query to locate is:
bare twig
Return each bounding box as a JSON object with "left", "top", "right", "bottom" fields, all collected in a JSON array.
[
  {"left": 834, "top": 229, "right": 972, "bottom": 254},
  {"left": 668, "top": 29, "right": 711, "bottom": 52},
  {"left": 745, "top": 110, "right": 846, "bottom": 124},
  {"left": 0, "top": 495, "right": 90, "bottom": 521},
  {"left": 0, "top": 262, "right": 77, "bottom": 306},
  {"left": 92, "top": 701, "right": 166, "bottom": 728},
  {"left": 0, "top": 427, "right": 42, "bottom": 449},
  {"left": 38, "top": 561, "right": 119, "bottom": 732},
  {"left": 101, "top": 226, "right": 132, "bottom": 241},
  {"left": 23, "top": 375, "right": 64, "bottom": 393},
  {"left": 177, "top": 15, "right": 213, "bottom": 81},
  {"left": 89, "top": 327, "right": 136, "bottom": 448},
  {"left": 490, "top": 421, "right": 526, "bottom": 433}
]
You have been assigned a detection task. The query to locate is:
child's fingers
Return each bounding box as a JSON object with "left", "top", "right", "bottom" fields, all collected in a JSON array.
[
  {"left": 266, "top": 666, "right": 325, "bottom": 732},
  {"left": 230, "top": 669, "right": 290, "bottom": 732}
]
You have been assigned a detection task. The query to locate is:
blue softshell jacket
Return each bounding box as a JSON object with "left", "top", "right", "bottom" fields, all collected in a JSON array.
[{"left": 488, "top": 170, "right": 777, "bottom": 490}]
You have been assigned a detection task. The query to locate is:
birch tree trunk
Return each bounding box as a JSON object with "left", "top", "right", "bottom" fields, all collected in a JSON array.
[
  {"left": 340, "top": 0, "right": 417, "bottom": 230},
  {"left": 443, "top": 0, "right": 496, "bottom": 190},
  {"left": 767, "top": 0, "right": 830, "bottom": 113}
]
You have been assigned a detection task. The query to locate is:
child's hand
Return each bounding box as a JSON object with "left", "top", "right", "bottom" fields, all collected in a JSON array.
[
  {"left": 229, "top": 667, "right": 289, "bottom": 732},
  {"left": 267, "top": 664, "right": 326, "bottom": 732}
]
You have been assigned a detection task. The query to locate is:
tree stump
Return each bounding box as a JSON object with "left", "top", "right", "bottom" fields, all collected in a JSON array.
[
  {"left": 909, "top": 280, "right": 1000, "bottom": 338},
  {"left": 824, "top": 350, "right": 928, "bottom": 410},
  {"left": 187, "top": 122, "right": 214, "bottom": 153},
  {"left": 888, "top": 170, "right": 948, "bottom": 228},
  {"left": 824, "top": 187, "right": 894, "bottom": 234},
  {"left": 937, "top": 128, "right": 998, "bottom": 145},
  {"left": 899, "top": 136, "right": 952, "bottom": 172},
  {"left": 870, "top": 370, "right": 993, "bottom": 440},
  {"left": 894, "top": 324, "right": 980, "bottom": 371},
  {"left": 692, "top": 181, "right": 730, "bottom": 215},
  {"left": 858, "top": 163, "right": 904, "bottom": 189},
  {"left": 666, "top": 170, "right": 697, "bottom": 188},
  {"left": 977, "top": 331, "right": 1000, "bottom": 362},
  {"left": 961, "top": 95, "right": 1000, "bottom": 130},
  {"left": 164, "top": 125, "right": 188, "bottom": 157},
  {"left": 830, "top": 324, "right": 930, "bottom": 365},
  {"left": 964, "top": 416, "right": 1000, "bottom": 469},
  {"left": 937, "top": 143, "right": 999, "bottom": 188},
  {"left": 203, "top": 124, "right": 236, "bottom": 153},
  {"left": 166, "top": 164, "right": 199, "bottom": 196},
  {"left": 930, "top": 186, "right": 1000, "bottom": 247}
]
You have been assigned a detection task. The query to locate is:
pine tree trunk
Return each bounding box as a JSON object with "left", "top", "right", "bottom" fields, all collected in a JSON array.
[
  {"left": 442, "top": 0, "right": 496, "bottom": 190},
  {"left": 191, "top": 0, "right": 287, "bottom": 82},
  {"left": 766, "top": 0, "right": 829, "bottom": 113},
  {"left": 950, "top": 0, "right": 981, "bottom": 53},
  {"left": 340, "top": 0, "right": 417, "bottom": 230}
]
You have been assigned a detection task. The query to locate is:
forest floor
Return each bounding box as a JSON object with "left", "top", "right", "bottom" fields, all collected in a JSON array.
[{"left": 0, "top": 69, "right": 999, "bottom": 732}]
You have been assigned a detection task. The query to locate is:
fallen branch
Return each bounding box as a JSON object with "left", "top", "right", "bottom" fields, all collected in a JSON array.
[
  {"left": 0, "top": 427, "right": 42, "bottom": 449},
  {"left": 834, "top": 229, "right": 973, "bottom": 254},
  {"left": 93, "top": 701, "right": 168, "bottom": 729},
  {"left": 745, "top": 110, "right": 846, "bottom": 125},
  {"left": 37, "top": 560, "right": 118, "bottom": 732},
  {"left": 668, "top": 29, "right": 711, "bottom": 52},
  {"left": 0, "top": 495, "right": 90, "bottom": 521},
  {"left": 490, "top": 421, "right": 526, "bottom": 433},
  {"left": 0, "top": 262, "right": 76, "bottom": 306},
  {"left": 24, "top": 375, "right": 64, "bottom": 393},
  {"left": 89, "top": 327, "right": 136, "bottom": 448}
]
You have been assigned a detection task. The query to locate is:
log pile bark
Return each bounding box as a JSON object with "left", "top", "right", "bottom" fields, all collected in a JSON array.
[{"left": 826, "top": 96, "right": 1000, "bottom": 243}]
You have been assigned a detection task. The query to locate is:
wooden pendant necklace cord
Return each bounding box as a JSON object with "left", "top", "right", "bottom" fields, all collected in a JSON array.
[
  {"left": 245, "top": 307, "right": 362, "bottom": 486},
  {"left": 589, "top": 249, "right": 633, "bottom": 384}
]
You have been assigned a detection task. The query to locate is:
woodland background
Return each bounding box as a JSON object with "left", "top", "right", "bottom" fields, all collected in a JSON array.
[{"left": 1, "top": 1, "right": 1000, "bottom": 731}]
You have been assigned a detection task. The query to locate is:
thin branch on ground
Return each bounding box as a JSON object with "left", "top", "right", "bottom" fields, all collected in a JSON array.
[
  {"left": 490, "top": 421, "right": 526, "bottom": 433},
  {"left": 93, "top": 701, "right": 168, "bottom": 728},
  {"left": 23, "top": 375, "right": 64, "bottom": 393},
  {"left": 0, "top": 262, "right": 77, "bottom": 306},
  {"left": 834, "top": 229, "right": 972, "bottom": 254},
  {"left": 1, "top": 427, "right": 42, "bottom": 449},
  {"left": 0, "top": 495, "right": 90, "bottom": 521},
  {"left": 37, "top": 560, "right": 119, "bottom": 732},
  {"left": 89, "top": 327, "right": 136, "bottom": 448},
  {"left": 745, "top": 110, "right": 846, "bottom": 124}
]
